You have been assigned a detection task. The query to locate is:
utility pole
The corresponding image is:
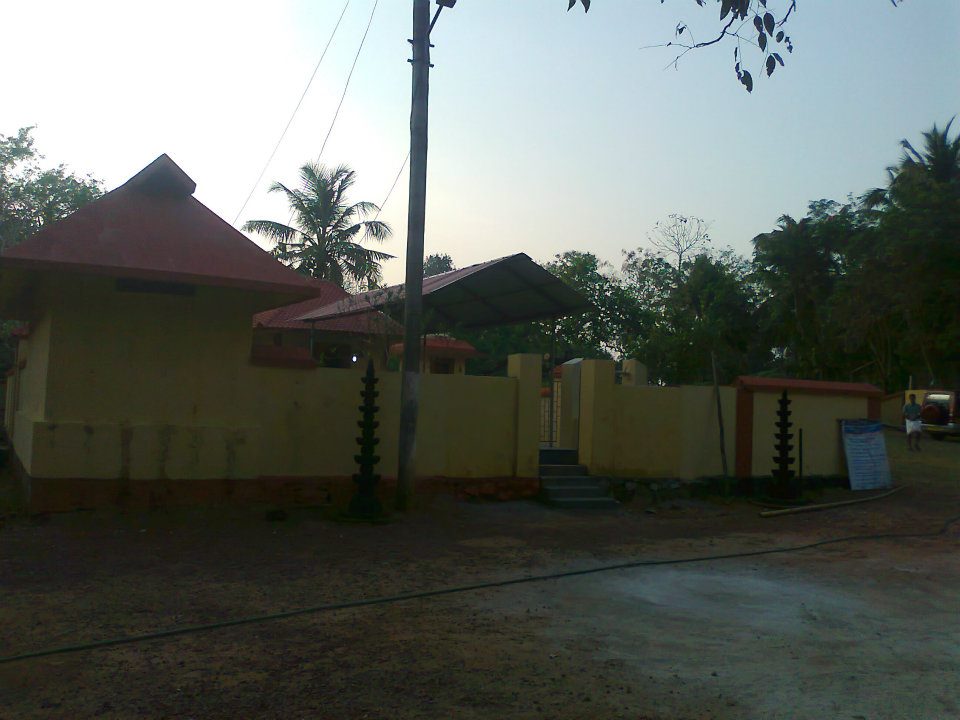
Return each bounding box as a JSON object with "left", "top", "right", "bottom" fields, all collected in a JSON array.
[{"left": 396, "top": 0, "right": 432, "bottom": 510}]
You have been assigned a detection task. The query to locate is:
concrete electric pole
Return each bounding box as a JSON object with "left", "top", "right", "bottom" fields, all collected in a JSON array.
[{"left": 397, "top": 0, "right": 454, "bottom": 510}]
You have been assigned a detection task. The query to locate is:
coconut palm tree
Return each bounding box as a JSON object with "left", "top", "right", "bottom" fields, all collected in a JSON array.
[
  {"left": 894, "top": 118, "right": 960, "bottom": 185},
  {"left": 243, "top": 162, "right": 393, "bottom": 291},
  {"left": 859, "top": 120, "right": 959, "bottom": 213}
]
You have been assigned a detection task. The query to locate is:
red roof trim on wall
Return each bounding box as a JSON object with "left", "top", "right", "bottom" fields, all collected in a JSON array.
[{"left": 734, "top": 376, "right": 882, "bottom": 398}]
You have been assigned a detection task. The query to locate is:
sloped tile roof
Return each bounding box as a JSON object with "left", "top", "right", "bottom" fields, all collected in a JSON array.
[
  {"left": 1, "top": 154, "right": 317, "bottom": 298},
  {"left": 254, "top": 279, "right": 402, "bottom": 336}
]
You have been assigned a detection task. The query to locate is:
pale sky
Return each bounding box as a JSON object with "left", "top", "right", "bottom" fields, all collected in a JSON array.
[{"left": 3, "top": 1, "right": 958, "bottom": 285}]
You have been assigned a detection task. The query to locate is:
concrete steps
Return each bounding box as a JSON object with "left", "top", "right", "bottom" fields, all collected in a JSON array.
[
  {"left": 538, "top": 448, "right": 619, "bottom": 510},
  {"left": 539, "top": 448, "right": 579, "bottom": 465},
  {"left": 539, "top": 464, "right": 589, "bottom": 477}
]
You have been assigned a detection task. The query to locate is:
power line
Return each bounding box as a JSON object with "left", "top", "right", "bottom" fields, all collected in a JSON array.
[
  {"left": 232, "top": 0, "right": 352, "bottom": 226},
  {"left": 314, "top": 0, "right": 381, "bottom": 164},
  {"left": 280, "top": 0, "right": 382, "bottom": 232},
  {"left": 374, "top": 150, "right": 410, "bottom": 221}
]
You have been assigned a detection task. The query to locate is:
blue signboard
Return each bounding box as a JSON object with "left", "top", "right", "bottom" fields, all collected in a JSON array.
[{"left": 841, "top": 420, "right": 892, "bottom": 491}]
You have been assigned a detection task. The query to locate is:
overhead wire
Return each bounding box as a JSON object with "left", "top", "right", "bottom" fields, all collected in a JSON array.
[
  {"left": 374, "top": 150, "right": 410, "bottom": 221},
  {"left": 2, "top": 511, "right": 957, "bottom": 666},
  {"left": 314, "top": 0, "right": 381, "bottom": 165},
  {"left": 280, "top": 0, "right": 382, "bottom": 232},
  {"left": 231, "top": 0, "right": 352, "bottom": 226}
]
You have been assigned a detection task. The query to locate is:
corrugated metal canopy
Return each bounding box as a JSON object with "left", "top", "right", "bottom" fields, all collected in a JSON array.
[{"left": 297, "top": 253, "right": 592, "bottom": 329}]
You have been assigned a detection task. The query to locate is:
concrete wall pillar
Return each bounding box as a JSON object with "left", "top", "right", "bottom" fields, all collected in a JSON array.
[
  {"left": 508, "top": 354, "right": 541, "bottom": 478},
  {"left": 621, "top": 359, "right": 647, "bottom": 386},
  {"left": 578, "top": 359, "right": 616, "bottom": 474}
]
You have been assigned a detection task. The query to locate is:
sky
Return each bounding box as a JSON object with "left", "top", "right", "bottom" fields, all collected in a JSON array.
[{"left": 3, "top": 1, "right": 958, "bottom": 286}]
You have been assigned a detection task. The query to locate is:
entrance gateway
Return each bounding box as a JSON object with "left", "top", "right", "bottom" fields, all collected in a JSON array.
[{"left": 540, "top": 358, "right": 582, "bottom": 451}]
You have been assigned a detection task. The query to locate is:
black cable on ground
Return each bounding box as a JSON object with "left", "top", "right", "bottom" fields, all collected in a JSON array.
[{"left": 2, "top": 513, "right": 957, "bottom": 666}]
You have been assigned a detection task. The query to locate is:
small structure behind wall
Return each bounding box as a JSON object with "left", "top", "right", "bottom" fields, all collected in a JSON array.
[
  {"left": 389, "top": 335, "right": 478, "bottom": 375},
  {"left": 253, "top": 281, "right": 401, "bottom": 370},
  {"left": 734, "top": 376, "right": 882, "bottom": 480}
]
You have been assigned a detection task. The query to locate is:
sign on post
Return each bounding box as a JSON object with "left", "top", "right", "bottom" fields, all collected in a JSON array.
[{"left": 841, "top": 419, "right": 892, "bottom": 491}]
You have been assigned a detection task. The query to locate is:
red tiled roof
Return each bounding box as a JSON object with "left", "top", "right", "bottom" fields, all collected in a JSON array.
[
  {"left": 254, "top": 279, "right": 403, "bottom": 336},
  {"left": 735, "top": 376, "right": 883, "bottom": 398},
  {"left": 1, "top": 154, "right": 317, "bottom": 298},
  {"left": 389, "top": 335, "right": 478, "bottom": 358}
]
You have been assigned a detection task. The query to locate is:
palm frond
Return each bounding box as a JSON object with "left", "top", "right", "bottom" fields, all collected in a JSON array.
[
  {"left": 241, "top": 219, "right": 301, "bottom": 244},
  {"left": 254, "top": 161, "right": 393, "bottom": 287},
  {"left": 345, "top": 200, "right": 381, "bottom": 220}
]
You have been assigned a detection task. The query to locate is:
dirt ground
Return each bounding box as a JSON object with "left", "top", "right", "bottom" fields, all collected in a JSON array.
[{"left": 1, "top": 430, "right": 958, "bottom": 719}]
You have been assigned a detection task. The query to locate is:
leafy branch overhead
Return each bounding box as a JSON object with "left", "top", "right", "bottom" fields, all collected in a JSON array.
[{"left": 567, "top": 0, "right": 901, "bottom": 92}]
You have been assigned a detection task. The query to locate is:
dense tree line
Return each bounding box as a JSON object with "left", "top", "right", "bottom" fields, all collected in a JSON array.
[{"left": 459, "top": 121, "right": 960, "bottom": 390}]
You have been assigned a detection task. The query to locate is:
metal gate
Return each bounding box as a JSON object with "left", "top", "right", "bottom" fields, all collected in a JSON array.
[{"left": 539, "top": 369, "right": 562, "bottom": 447}]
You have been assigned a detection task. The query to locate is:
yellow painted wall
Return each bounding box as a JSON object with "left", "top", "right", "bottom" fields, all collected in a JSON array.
[
  {"left": 577, "top": 360, "right": 736, "bottom": 479},
  {"left": 45, "top": 275, "right": 257, "bottom": 425},
  {"left": 609, "top": 385, "right": 683, "bottom": 476},
  {"left": 22, "top": 275, "right": 262, "bottom": 480},
  {"left": 677, "top": 385, "right": 737, "bottom": 479},
  {"left": 578, "top": 360, "right": 616, "bottom": 472},
  {"left": 881, "top": 394, "right": 905, "bottom": 426},
  {"left": 11, "top": 310, "right": 53, "bottom": 474},
  {"left": 12, "top": 273, "right": 535, "bottom": 485},
  {"left": 244, "top": 366, "right": 520, "bottom": 479},
  {"left": 750, "top": 393, "right": 867, "bottom": 477},
  {"left": 508, "top": 354, "right": 541, "bottom": 478}
]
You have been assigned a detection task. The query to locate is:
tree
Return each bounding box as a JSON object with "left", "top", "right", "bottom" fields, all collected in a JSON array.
[
  {"left": 544, "top": 251, "right": 637, "bottom": 359},
  {"left": 0, "top": 127, "right": 103, "bottom": 374},
  {"left": 567, "top": 0, "right": 821, "bottom": 91},
  {"left": 752, "top": 206, "right": 846, "bottom": 378},
  {"left": 0, "top": 126, "right": 102, "bottom": 251},
  {"left": 243, "top": 162, "right": 394, "bottom": 292},
  {"left": 621, "top": 245, "right": 762, "bottom": 384},
  {"left": 424, "top": 252, "right": 455, "bottom": 277},
  {"left": 894, "top": 118, "right": 960, "bottom": 187},
  {"left": 648, "top": 214, "right": 711, "bottom": 275},
  {"left": 863, "top": 120, "right": 960, "bottom": 385},
  {"left": 458, "top": 251, "right": 639, "bottom": 376}
]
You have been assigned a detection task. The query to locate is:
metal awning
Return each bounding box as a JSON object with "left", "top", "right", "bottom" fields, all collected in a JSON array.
[{"left": 296, "top": 253, "right": 592, "bottom": 330}]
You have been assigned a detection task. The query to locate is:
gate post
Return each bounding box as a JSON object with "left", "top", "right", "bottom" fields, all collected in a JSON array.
[
  {"left": 578, "top": 359, "right": 616, "bottom": 474},
  {"left": 508, "top": 354, "right": 540, "bottom": 478},
  {"left": 621, "top": 359, "right": 647, "bottom": 386}
]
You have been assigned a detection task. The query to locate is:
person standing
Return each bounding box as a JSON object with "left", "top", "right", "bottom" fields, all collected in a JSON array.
[{"left": 903, "top": 393, "right": 923, "bottom": 451}]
